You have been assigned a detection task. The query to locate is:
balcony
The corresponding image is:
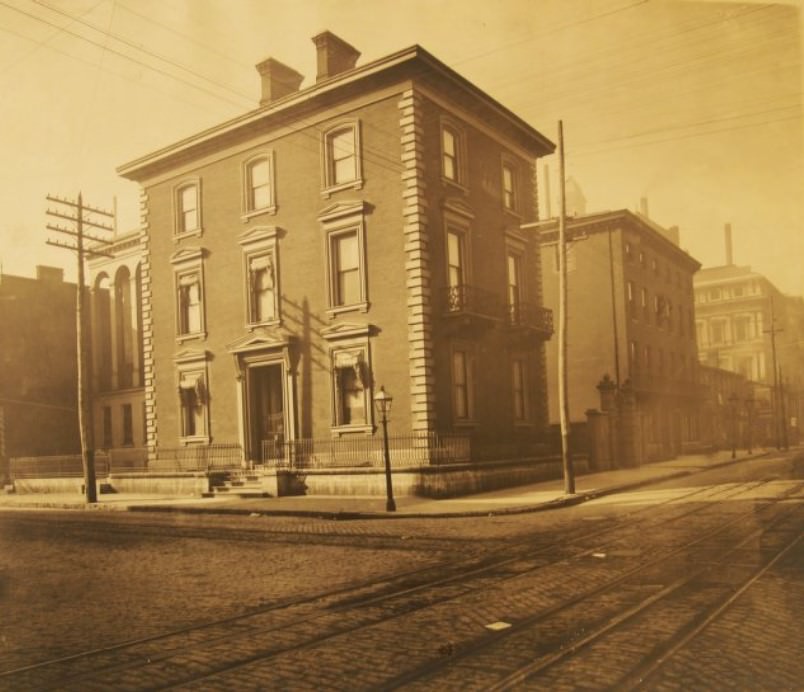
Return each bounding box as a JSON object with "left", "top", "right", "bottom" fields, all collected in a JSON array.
[
  {"left": 507, "top": 301, "right": 553, "bottom": 335},
  {"left": 442, "top": 284, "right": 501, "bottom": 334}
]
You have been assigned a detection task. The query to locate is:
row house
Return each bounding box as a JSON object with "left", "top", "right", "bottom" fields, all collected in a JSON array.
[
  {"left": 535, "top": 210, "right": 702, "bottom": 461},
  {"left": 117, "top": 32, "right": 555, "bottom": 470}
]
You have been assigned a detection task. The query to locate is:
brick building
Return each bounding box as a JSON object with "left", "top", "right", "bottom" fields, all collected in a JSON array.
[
  {"left": 535, "top": 210, "right": 703, "bottom": 462},
  {"left": 0, "top": 266, "right": 80, "bottom": 473},
  {"left": 117, "top": 32, "right": 555, "bottom": 470},
  {"left": 694, "top": 261, "right": 803, "bottom": 445}
]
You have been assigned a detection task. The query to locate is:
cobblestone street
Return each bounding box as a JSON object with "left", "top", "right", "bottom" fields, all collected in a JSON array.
[{"left": 1, "top": 452, "right": 802, "bottom": 691}]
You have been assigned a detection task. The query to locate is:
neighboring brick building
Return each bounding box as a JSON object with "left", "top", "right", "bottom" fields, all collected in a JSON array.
[
  {"left": 88, "top": 229, "right": 146, "bottom": 460},
  {"left": 535, "top": 210, "right": 703, "bottom": 462},
  {"left": 694, "top": 262, "right": 803, "bottom": 445},
  {"left": 0, "top": 266, "right": 80, "bottom": 469},
  {"left": 117, "top": 32, "right": 555, "bottom": 468}
]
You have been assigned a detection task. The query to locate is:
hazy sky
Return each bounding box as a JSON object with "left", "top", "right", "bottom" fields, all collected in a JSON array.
[{"left": 1, "top": 0, "right": 801, "bottom": 294}]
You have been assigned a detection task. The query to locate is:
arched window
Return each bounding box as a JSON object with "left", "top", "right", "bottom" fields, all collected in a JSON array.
[
  {"left": 93, "top": 273, "right": 112, "bottom": 391},
  {"left": 114, "top": 266, "right": 134, "bottom": 389}
]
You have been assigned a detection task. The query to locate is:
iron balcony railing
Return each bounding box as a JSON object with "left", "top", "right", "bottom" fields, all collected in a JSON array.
[
  {"left": 444, "top": 284, "right": 502, "bottom": 319},
  {"left": 507, "top": 301, "right": 554, "bottom": 335}
]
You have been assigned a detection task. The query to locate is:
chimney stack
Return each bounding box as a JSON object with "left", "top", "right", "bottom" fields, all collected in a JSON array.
[
  {"left": 312, "top": 31, "right": 360, "bottom": 82},
  {"left": 255, "top": 58, "right": 304, "bottom": 106},
  {"left": 725, "top": 223, "right": 733, "bottom": 265},
  {"left": 639, "top": 197, "right": 649, "bottom": 218},
  {"left": 666, "top": 225, "right": 680, "bottom": 246}
]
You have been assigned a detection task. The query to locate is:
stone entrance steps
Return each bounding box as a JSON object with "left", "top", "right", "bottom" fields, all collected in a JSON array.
[{"left": 203, "top": 470, "right": 272, "bottom": 498}]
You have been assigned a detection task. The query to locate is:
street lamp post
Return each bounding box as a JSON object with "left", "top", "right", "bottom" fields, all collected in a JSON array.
[
  {"left": 729, "top": 392, "right": 739, "bottom": 459},
  {"left": 374, "top": 386, "right": 396, "bottom": 512}
]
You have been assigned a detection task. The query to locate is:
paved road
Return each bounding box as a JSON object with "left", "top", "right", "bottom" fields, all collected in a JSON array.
[{"left": 0, "top": 450, "right": 801, "bottom": 691}]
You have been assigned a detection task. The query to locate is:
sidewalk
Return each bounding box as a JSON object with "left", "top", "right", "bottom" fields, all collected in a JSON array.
[{"left": 0, "top": 449, "right": 770, "bottom": 519}]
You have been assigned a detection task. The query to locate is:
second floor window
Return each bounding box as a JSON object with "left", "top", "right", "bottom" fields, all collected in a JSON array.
[
  {"left": 177, "top": 184, "right": 199, "bottom": 234},
  {"left": 331, "top": 231, "right": 360, "bottom": 307},
  {"left": 178, "top": 273, "right": 202, "bottom": 335},
  {"left": 507, "top": 253, "right": 522, "bottom": 320},
  {"left": 248, "top": 254, "right": 276, "bottom": 323},
  {"left": 447, "top": 230, "right": 465, "bottom": 289}
]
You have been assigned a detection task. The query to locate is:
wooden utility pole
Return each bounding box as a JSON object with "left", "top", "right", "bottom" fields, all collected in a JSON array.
[
  {"left": 764, "top": 296, "right": 783, "bottom": 450},
  {"left": 557, "top": 121, "right": 575, "bottom": 495},
  {"left": 46, "top": 193, "right": 114, "bottom": 503},
  {"left": 779, "top": 366, "right": 788, "bottom": 451}
]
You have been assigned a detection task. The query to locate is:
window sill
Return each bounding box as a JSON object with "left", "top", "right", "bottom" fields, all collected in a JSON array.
[
  {"left": 452, "top": 419, "right": 476, "bottom": 429},
  {"left": 176, "top": 332, "right": 207, "bottom": 344},
  {"left": 331, "top": 424, "right": 374, "bottom": 437},
  {"left": 321, "top": 179, "right": 364, "bottom": 198},
  {"left": 174, "top": 228, "right": 203, "bottom": 241},
  {"left": 326, "top": 302, "right": 369, "bottom": 319},
  {"left": 441, "top": 177, "right": 468, "bottom": 194},
  {"left": 241, "top": 206, "right": 277, "bottom": 223},
  {"left": 180, "top": 436, "right": 210, "bottom": 446},
  {"left": 247, "top": 318, "right": 282, "bottom": 331}
]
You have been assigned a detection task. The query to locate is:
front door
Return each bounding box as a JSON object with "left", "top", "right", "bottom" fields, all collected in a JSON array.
[{"left": 248, "top": 364, "right": 285, "bottom": 464}]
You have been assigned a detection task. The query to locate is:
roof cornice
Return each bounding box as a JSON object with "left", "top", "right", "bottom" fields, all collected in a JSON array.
[{"left": 117, "top": 45, "right": 555, "bottom": 181}]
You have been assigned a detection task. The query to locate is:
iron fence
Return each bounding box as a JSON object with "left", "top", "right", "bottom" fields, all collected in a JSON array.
[
  {"left": 10, "top": 453, "right": 110, "bottom": 479},
  {"left": 261, "top": 432, "right": 470, "bottom": 470},
  {"left": 151, "top": 443, "right": 242, "bottom": 472}
]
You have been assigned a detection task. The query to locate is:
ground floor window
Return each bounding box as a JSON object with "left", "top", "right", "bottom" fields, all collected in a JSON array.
[{"left": 178, "top": 370, "right": 208, "bottom": 441}]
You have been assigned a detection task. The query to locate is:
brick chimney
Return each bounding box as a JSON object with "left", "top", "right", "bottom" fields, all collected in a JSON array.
[
  {"left": 255, "top": 58, "right": 304, "bottom": 106},
  {"left": 312, "top": 31, "right": 360, "bottom": 82},
  {"left": 36, "top": 265, "right": 64, "bottom": 284},
  {"left": 725, "top": 223, "right": 733, "bottom": 265}
]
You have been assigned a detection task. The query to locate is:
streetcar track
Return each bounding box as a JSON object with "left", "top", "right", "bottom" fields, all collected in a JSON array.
[
  {"left": 6, "top": 480, "right": 778, "bottom": 691},
  {"left": 482, "top": 504, "right": 803, "bottom": 692},
  {"left": 0, "top": 479, "right": 789, "bottom": 690}
]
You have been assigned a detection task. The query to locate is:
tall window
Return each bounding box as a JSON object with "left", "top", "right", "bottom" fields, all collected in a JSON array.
[
  {"left": 325, "top": 126, "right": 358, "bottom": 186},
  {"left": 452, "top": 350, "right": 472, "bottom": 421},
  {"left": 446, "top": 230, "right": 466, "bottom": 312},
  {"left": 330, "top": 348, "right": 370, "bottom": 429},
  {"left": 710, "top": 320, "right": 726, "bottom": 344},
  {"left": 641, "top": 287, "right": 649, "bottom": 321},
  {"left": 177, "top": 184, "right": 199, "bottom": 235},
  {"left": 442, "top": 126, "right": 459, "bottom": 181},
  {"left": 512, "top": 359, "right": 526, "bottom": 421},
  {"left": 502, "top": 163, "right": 516, "bottom": 210},
  {"left": 507, "top": 253, "right": 522, "bottom": 322},
  {"left": 245, "top": 157, "right": 272, "bottom": 212},
  {"left": 177, "top": 273, "right": 203, "bottom": 335},
  {"left": 629, "top": 341, "right": 638, "bottom": 370},
  {"left": 331, "top": 231, "right": 360, "bottom": 307},
  {"left": 336, "top": 366, "right": 365, "bottom": 426},
  {"left": 178, "top": 371, "right": 207, "bottom": 440},
  {"left": 102, "top": 406, "right": 112, "bottom": 448},
  {"left": 248, "top": 254, "right": 276, "bottom": 323},
  {"left": 122, "top": 404, "right": 133, "bottom": 446},
  {"left": 627, "top": 280, "right": 636, "bottom": 315},
  {"left": 734, "top": 316, "right": 751, "bottom": 341}
]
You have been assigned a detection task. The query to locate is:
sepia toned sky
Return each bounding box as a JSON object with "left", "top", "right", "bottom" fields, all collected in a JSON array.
[{"left": 0, "top": 0, "right": 801, "bottom": 294}]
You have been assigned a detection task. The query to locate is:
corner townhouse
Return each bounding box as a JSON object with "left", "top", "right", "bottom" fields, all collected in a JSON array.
[{"left": 117, "top": 32, "right": 555, "bottom": 475}]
